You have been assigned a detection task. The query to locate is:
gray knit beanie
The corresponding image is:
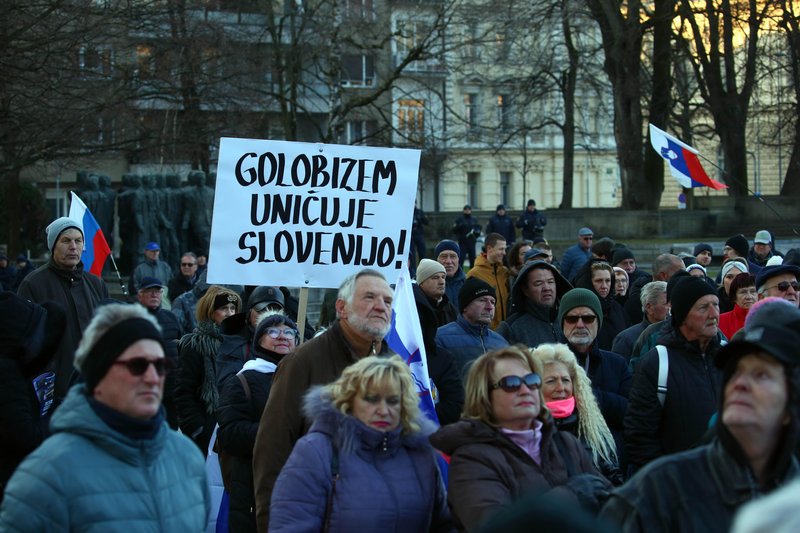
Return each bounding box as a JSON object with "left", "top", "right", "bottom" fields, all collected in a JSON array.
[
  {"left": 558, "top": 288, "right": 603, "bottom": 329},
  {"left": 46, "top": 217, "right": 83, "bottom": 253}
]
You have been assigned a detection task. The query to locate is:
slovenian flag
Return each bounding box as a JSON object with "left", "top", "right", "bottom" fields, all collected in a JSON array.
[
  {"left": 385, "top": 267, "right": 439, "bottom": 425},
  {"left": 649, "top": 124, "right": 728, "bottom": 190},
  {"left": 68, "top": 192, "right": 111, "bottom": 276}
]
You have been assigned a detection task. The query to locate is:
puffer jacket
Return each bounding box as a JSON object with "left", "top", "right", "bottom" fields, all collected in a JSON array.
[
  {"left": 269, "top": 387, "right": 453, "bottom": 533},
  {"left": 429, "top": 415, "right": 602, "bottom": 531},
  {"left": 435, "top": 315, "right": 509, "bottom": 378},
  {"left": 466, "top": 254, "right": 510, "bottom": 329},
  {"left": 0, "top": 385, "right": 209, "bottom": 531}
]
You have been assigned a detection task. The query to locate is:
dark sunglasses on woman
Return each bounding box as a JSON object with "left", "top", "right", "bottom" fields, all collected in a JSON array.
[{"left": 491, "top": 372, "right": 542, "bottom": 392}]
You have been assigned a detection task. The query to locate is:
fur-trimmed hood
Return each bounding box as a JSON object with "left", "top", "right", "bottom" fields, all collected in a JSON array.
[{"left": 301, "top": 385, "right": 438, "bottom": 456}]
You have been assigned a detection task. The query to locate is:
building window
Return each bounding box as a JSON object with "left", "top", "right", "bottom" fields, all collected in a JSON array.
[
  {"left": 500, "top": 171, "right": 511, "bottom": 206},
  {"left": 497, "top": 94, "right": 512, "bottom": 130},
  {"left": 342, "top": 54, "right": 375, "bottom": 87},
  {"left": 343, "top": 120, "right": 377, "bottom": 145},
  {"left": 465, "top": 93, "right": 479, "bottom": 137},
  {"left": 343, "top": 0, "right": 374, "bottom": 20},
  {"left": 463, "top": 21, "right": 481, "bottom": 59},
  {"left": 397, "top": 99, "right": 425, "bottom": 142},
  {"left": 135, "top": 45, "right": 154, "bottom": 79},
  {"left": 467, "top": 172, "right": 479, "bottom": 208},
  {"left": 495, "top": 30, "right": 510, "bottom": 60},
  {"left": 78, "top": 45, "right": 114, "bottom": 77}
]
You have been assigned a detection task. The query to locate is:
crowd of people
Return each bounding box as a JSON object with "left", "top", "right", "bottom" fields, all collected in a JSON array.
[{"left": 1, "top": 202, "right": 800, "bottom": 533}]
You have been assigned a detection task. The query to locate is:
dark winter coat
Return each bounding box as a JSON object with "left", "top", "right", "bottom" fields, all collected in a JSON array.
[
  {"left": 17, "top": 261, "right": 108, "bottom": 399},
  {"left": 146, "top": 306, "right": 181, "bottom": 429},
  {"left": 429, "top": 415, "right": 602, "bottom": 531},
  {"left": 130, "top": 257, "right": 172, "bottom": 296},
  {"left": 175, "top": 319, "right": 224, "bottom": 454},
  {"left": 611, "top": 319, "right": 650, "bottom": 360},
  {"left": 445, "top": 268, "right": 466, "bottom": 308},
  {"left": 486, "top": 213, "right": 516, "bottom": 244},
  {"left": 167, "top": 273, "right": 195, "bottom": 300},
  {"left": 623, "top": 275, "right": 650, "bottom": 325},
  {"left": 516, "top": 209, "right": 547, "bottom": 241},
  {"left": 435, "top": 315, "right": 509, "bottom": 378},
  {"left": 216, "top": 312, "right": 255, "bottom": 392},
  {"left": 11, "top": 263, "right": 35, "bottom": 292},
  {"left": 596, "top": 295, "right": 630, "bottom": 351},
  {"left": 560, "top": 244, "right": 592, "bottom": 285},
  {"left": 217, "top": 354, "right": 280, "bottom": 533},
  {"left": 624, "top": 325, "right": 723, "bottom": 471},
  {"left": 601, "top": 435, "right": 800, "bottom": 533},
  {"left": 553, "top": 412, "right": 624, "bottom": 486},
  {"left": 269, "top": 387, "right": 453, "bottom": 533}
]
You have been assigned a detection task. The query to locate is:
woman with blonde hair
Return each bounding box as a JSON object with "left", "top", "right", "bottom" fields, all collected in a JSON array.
[
  {"left": 269, "top": 355, "right": 451, "bottom": 532},
  {"left": 175, "top": 285, "right": 242, "bottom": 455},
  {"left": 430, "top": 345, "right": 610, "bottom": 531},
  {"left": 532, "top": 343, "right": 623, "bottom": 485}
]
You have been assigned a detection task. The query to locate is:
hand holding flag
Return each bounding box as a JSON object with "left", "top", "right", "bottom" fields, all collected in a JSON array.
[
  {"left": 68, "top": 192, "right": 111, "bottom": 276},
  {"left": 649, "top": 124, "right": 727, "bottom": 190}
]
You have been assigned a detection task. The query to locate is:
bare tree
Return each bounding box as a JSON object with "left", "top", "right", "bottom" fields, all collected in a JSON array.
[{"left": 776, "top": 0, "right": 800, "bottom": 194}]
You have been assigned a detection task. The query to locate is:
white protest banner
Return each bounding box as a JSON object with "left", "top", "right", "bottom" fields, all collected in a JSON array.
[{"left": 207, "top": 138, "right": 421, "bottom": 288}]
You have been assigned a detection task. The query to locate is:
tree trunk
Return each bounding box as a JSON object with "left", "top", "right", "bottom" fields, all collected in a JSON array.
[{"left": 559, "top": 0, "right": 578, "bottom": 209}]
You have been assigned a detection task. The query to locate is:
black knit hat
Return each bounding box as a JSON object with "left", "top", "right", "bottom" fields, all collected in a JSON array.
[
  {"left": 434, "top": 239, "right": 461, "bottom": 259},
  {"left": 670, "top": 276, "right": 718, "bottom": 328},
  {"left": 725, "top": 234, "right": 749, "bottom": 258},
  {"left": 612, "top": 247, "right": 635, "bottom": 266},
  {"left": 459, "top": 278, "right": 496, "bottom": 312},
  {"left": 694, "top": 243, "right": 713, "bottom": 256}
]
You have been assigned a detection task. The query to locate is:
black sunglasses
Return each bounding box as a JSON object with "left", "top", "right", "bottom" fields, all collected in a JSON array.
[
  {"left": 491, "top": 372, "right": 542, "bottom": 393},
  {"left": 564, "top": 314, "right": 597, "bottom": 325},
  {"left": 766, "top": 280, "right": 799, "bottom": 292},
  {"left": 181, "top": 262, "right": 196, "bottom": 267},
  {"left": 113, "top": 357, "right": 174, "bottom": 377}
]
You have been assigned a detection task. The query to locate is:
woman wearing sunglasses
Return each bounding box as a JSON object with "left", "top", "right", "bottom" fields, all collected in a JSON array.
[
  {"left": 175, "top": 285, "right": 242, "bottom": 456},
  {"left": 0, "top": 303, "right": 209, "bottom": 529},
  {"left": 430, "top": 345, "right": 611, "bottom": 531},
  {"left": 269, "top": 355, "right": 452, "bottom": 532},
  {"left": 217, "top": 313, "right": 299, "bottom": 533}
]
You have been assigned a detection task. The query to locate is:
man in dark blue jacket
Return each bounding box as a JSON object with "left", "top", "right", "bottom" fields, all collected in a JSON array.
[
  {"left": 486, "top": 204, "right": 515, "bottom": 245},
  {"left": 452, "top": 205, "right": 481, "bottom": 269},
  {"left": 435, "top": 240, "right": 466, "bottom": 306},
  {"left": 515, "top": 199, "right": 546, "bottom": 241}
]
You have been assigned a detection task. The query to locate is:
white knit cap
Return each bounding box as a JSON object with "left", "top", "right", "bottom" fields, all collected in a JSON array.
[{"left": 416, "top": 259, "right": 446, "bottom": 284}]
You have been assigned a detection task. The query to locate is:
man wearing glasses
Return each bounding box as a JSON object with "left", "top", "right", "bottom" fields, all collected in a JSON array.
[
  {"left": 558, "top": 288, "right": 631, "bottom": 463},
  {"left": 0, "top": 303, "right": 210, "bottom": 529},
  {"left": 560, "top": 227, "right": 594, "bottom": 283},
  {"left": 756, "top": 264, "right": 800, "bottom": 307},
  {"left": 168, "top": 251, "right": 199, "bottom": 299}
]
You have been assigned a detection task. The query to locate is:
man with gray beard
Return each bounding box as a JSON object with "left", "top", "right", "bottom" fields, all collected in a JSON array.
[{"left": 252, "top": 269, "right": 395, "bottom": 532}]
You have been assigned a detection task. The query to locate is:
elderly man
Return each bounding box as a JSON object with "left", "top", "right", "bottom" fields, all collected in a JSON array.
[
  {"left": 558, "top": 288, "right": 631, "bottom": 454},
  {"left": 135, "top": 276, "right": 182, "bottom": 428},
  {"left": 435, "top": 277, "right": 509, "bottom": 378},
  {"left": 756, "top": 264, "right": 799, "bottom": 307},
  {"left": 561, "top": 227, "right": 594, "bottom": 282},
  {"left": 497, "top": 261, "right": 571, "bottom": 347},
  {"left": 603, "top": 318, "right": 800, "bottom": 532},
  {"left": 168, "top": 251, "right": 198, "bottom": 299},
  {"left": 17, "top": 217, "right": 109, "bottom": 400},
  {"left": 252, "top": 269, "right": 394, "bottom": 531},
  {"left": 625, "top": 276, "right": 723, "bottom": 471},
  {"left": 130, "top": 241, "right": 173, "bottom": 299},
  {"left": 466, "top": 232, "right": 510, "bottom": 329},
  {"left": 613, "top": 247, "right": 650, "bottom": 287},
  {"left": 435, "top": 239, "right": 466, "bottom": 306},
  {"left": 612, "top": 281, "right": 669, "bottom": 360},
  {"left": 749, "top": 230, "right": 779, "bottom": 267},
  {"left": 625, "top": 253, "right": 684, "bottom": 324},
  {"left": 0, "top": 303, "right": 209, "bottom": 529}
]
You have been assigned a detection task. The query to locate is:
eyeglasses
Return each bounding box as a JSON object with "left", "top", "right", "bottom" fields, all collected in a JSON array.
[
  {"left": 765, "top": 280, "right": 799, "bottom": 293},
  {"left": 113, "top": 357, "right": 174, "bottom": 377},
  {"left": 266, "top": 327, "right": 298, "bottom": 339},
  {"left": 491, "top": 372, "right": 542, "bottom": 393},
  {"left": 582, "top": 236, "right": 593, "bottom": 241},
  {"left": 181, "top": 262, "right": 196, "bottom": 267},
  {"left": 564, "top": 314, "right": 597, "bottom": 325}
]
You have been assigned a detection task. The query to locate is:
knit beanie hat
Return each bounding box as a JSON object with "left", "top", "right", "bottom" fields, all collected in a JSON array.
[
  {"left": 416, "top": 259, "right": 445, "bottom": 284},
  {"left": 459, "top": 277, "right": 496, "bottom": 312},
  {"left": 46, "top": 217, "right": 83, "bottom": 253},
  {"left": 669, "top": 276, "right": 718, "bottom": 328},
  {"left": 666, "top": 270, "right": 692, "bottom": 302},
  {"left": 725, "top": 234, "right": 749, "bottom": 258},
  {"left": 721, "top": 260, "right": 749, "bottom": 282},
  {"left": 558, "top": 288, "right": 603, "bottom": 329},
  {"left": 434, "top": 240, "right": 461, "bottom": 260},
  {"left": 612, "top": 247, "right": 635, "bottom": 266},
  {"left": 694, "top": 243, "right": 713, "bottom": 256}
]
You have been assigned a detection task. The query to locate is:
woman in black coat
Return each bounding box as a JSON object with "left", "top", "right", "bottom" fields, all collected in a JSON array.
[
  {"left": 216, "top": 313, "right": 298, "bottom": 533},
  {"left": 175, "top": 285, "right": 242, "bottom": 455}
]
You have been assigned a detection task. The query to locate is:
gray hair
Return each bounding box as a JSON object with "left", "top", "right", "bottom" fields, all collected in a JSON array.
[
  {"left": 181, "top": 251, "right": 198, "bottom": 261},
  {"left": 336, "top": 269, "right": 387, "bottom": 317},
  {"left": 653, "top": 254, "right": 682, "bottom": 276},
  {"left": 74, "top": 303, "right": 161, "bottom": 371},
  {"left": 640, "top": 281, "right": 667, "bottom": 312}
]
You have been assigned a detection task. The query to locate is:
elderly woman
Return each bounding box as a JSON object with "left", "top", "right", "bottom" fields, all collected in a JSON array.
[
  {"left": 718, "top": 273, "right": 756, "bottom": 340},
  {"left": 533, "top": 343, "right": 623, "bottom": 485},
  {"left": 0, "top": 303, "right": 209, "bottom": 529},
  {"left": 613, "top": 267, "right": 629, "bottom": 299},
  {"left": 578, "top": 262, "right": 630, "bottom": 350},
  {"left": 430, "top": 345, "right": 610, "bottom": 531},
  {"left": 217, "top": 313, "right": 298, "bottom": 533},
  {"left": 601, "top": 319, "right": 800, "bottom": 532},
  {"left": 718, "top": 259, "right": 749, "bottom": 313},
  {"left": 175, "top": 285, "right": 242, "bottom": 455},
  {"left": 269, "top": 355, "right": 451, "bottom": 532}
]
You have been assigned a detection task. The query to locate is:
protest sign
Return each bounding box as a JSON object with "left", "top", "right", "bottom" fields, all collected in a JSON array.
[{"left": 207, "top": 138, "right": 421, "bottom": 288}]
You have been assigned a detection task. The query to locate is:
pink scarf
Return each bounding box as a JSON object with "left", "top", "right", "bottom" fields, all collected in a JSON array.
[{"left": 546, "top": 397, "right": 576, "bottom": 419}]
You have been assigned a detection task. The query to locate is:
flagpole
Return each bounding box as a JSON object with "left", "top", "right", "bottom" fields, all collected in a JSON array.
[
  {"left": 694, "top": 152, "right": 800, "bottom": 236},
  {"left": 107, "top": 254, "right": 129, "bottom": 297}
]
